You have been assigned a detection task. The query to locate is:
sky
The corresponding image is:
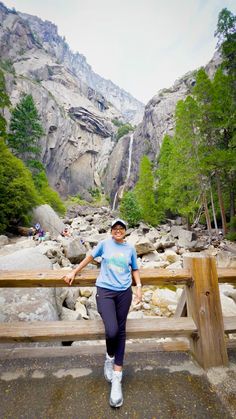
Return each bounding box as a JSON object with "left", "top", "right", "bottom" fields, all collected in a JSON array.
[{"left": 2, "top": 0, "right": 236, "bottom": 104}]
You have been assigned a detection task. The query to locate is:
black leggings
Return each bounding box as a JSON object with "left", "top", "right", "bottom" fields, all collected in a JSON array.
[{"left": 96, "top": 286, "right": 132, "bottom": 366}]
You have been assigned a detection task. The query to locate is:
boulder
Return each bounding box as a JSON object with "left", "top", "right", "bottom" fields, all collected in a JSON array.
[
  {"left": 164, "top": 249, "right": 180, "bottom": 263},
  {"left": 155, "top": 236, "right": 176, "bottom": 251},
  {"left": 151, "top": 288, "right": 178, "bottom": 308},
  {"left": 216, "top": 250, "right": 236, "bottom": 268},
  {"left": 0, "top": 248, "right": 58, "bottom": 323},
  {"left": 62, "top": 237, "right": 87, "bottom": 264},
  {"left": 56, "top": 287, "right": 80, "bottom": 313},
  {"left": 177, "top": 229, "right": 197, "bottom": 248},
  {"left": 33, "top": 204, "right": 65, "bottom": 238},
  {"left": 127, "top": 234, "right": 155, "bottom": 256},
  {"left": 75, "top": 300, "right": 89, "bottom": 319},
  {"left": 60, "top": 307, "right": 82, "bottom": 321},
  {"left": 79, "top": 288, "right": 93, "bottom": 298},
  {"left": 0, "top": 247, "right": 52, "bottom": 270},
  {"left": 0, "top": 235, "right": 9, "bottom": 246}
]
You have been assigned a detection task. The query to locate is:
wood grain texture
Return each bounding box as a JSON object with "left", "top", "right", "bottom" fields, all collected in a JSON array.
[
  {"left": 184, "top": 254, "right": 228, "bottom": 369},
  {"left": 0, "top": 317, "right": 197, "bottom": 343}
]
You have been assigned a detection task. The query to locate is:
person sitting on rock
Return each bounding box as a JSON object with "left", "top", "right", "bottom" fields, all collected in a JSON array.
[{"left": 38, "top": 229, "right": 45, "bottom": 242}]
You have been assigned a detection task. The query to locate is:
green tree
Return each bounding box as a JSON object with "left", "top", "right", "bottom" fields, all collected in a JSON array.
[
  {"left": 119, "top": 191, "right": 142, "bottom": 227},
  {"left": 7, "top": 94, "right": 65, "bottom": 216},
  {"left": 134, "top": 156, "right": 158, "bottom": 225},
  {"left": 116, "top": 123, "right": 134, "bottom": 140},
  {"left": 156, "top": 134, "right": 174, "bottom": 220},
  {"left": 0, "top": 139, "right": 40, "bottom": 233},
  {"left": 167, "top": 97, "right": 203, "bottom": 225},
  {"left": 0, "top": 69, "right": 11, "bottom": 138},
  {"left": 7, "top": 94, "right": 44, "bottom": 162},
  {"left": 215, "top": 8, "right": 236, "bottom": 45}
]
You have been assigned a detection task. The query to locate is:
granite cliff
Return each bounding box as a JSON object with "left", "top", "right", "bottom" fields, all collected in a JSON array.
[
  {"left": 0, "top": 2, "right": 143, "bottom": 199},
  {"left": 0, "top": 2, "right": 221, "bottom": 205},
  {"left": 105, "top": 51, "right": 222, "bottom": 207}
]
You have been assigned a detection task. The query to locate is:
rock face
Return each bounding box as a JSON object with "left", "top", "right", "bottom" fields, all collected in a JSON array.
[
  {"left": 104, "top": 51, "right": 222, "bottom": 201},
  {"left": 18, "top": 11, "right": 144, "bottom": 126},
  {"left": 0, "top": 3, "right": 144, "bottom": 199}
]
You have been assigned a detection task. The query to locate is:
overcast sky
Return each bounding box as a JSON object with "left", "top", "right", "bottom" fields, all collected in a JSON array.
[{"left": 3, "top": 0, "right": 236, "bottom": 104}]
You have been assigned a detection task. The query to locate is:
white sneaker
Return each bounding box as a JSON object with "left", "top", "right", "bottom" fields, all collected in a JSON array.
[
  {"left": 104, "top": 354, "right": 114, "bottom": 382},
  {"left": 110, "top": 371, "right": 123, "bottom": 408}
]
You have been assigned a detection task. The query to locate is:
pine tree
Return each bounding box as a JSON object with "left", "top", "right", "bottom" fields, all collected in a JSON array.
[
  {"left": 8, "top": 94, "right": 44, "bottom": 162},
  {"left": 156, "top": 134, "right": 174, "bottom": 219},
  {"left": 134, "top": 156, "right": 158, "bottom": 225}
]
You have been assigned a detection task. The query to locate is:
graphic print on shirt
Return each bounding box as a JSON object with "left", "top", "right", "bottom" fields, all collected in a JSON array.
[{"left": 107, "top": 252, "right": 128, "bottom": 273}]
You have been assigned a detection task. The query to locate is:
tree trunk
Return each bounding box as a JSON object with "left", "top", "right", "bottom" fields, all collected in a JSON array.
[
  {"left": 229, "top": 187, "right": 236, "bottom": 232},
  {"left": 216, "top": 173, "right": 227, "bottom": 235},
  {"left": 202, "top": 192, "right": 212, "bottom": 237},
  {"left": 210, "top": 184, "right": 218, "bottom": 235}
]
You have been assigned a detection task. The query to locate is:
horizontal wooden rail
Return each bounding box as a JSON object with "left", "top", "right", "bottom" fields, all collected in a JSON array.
[
  {"left": 0, "top": 268, "right": 192, "bottom": 287},
  {"left": 0, "top": 317, "right": 197, "bottom": 343},
  {"left": 0, "top": 267, "right": 235, "bottom": 288}
]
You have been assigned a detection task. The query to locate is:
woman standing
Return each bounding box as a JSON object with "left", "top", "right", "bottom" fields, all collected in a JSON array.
[{"left": 63, "top": 218, "right": 142, "bottom": 408}]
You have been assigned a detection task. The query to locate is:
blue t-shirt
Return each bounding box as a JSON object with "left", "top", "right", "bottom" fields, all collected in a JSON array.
[{"left": 91, "top": 238, "right": 138, "bottom": 291}]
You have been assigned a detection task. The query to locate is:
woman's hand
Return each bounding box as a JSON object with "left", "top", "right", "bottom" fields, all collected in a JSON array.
[
  {"left": 134, "top": 286, "right": 142, "bottom": 305},
  {"left": 63, "top": 271, "right": 76, "bottom": 286}
]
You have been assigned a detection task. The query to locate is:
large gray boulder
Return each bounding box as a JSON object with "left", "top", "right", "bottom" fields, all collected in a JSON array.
[
  {"left": 32, "top": 204, "right": 65, "bottom": 238},
  {"left": 0, "top": 248, "right": 58, "bottom": 323},
  {"left": 62, "top": 237, "right": 87, "bottom": 264}
]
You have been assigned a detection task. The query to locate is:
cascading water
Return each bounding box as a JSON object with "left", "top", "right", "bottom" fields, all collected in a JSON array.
[
  {"left": 112, "top": 191, "right": 118, "bottom": 211},
  {"left": 126, "top": 133, "right": 133, "bottom": 182},
  {"left": 112, "top": 133, "right": 134, "bottom": 210}
]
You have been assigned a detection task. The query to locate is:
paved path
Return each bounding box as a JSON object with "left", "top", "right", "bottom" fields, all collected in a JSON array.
[{"left": 0, "top": 348, "right": 236, "bottom": 419}]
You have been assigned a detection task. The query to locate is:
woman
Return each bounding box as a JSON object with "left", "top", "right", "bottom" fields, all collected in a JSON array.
[{"left": 63, "top": 218, "right": 142, "bottom": 408}]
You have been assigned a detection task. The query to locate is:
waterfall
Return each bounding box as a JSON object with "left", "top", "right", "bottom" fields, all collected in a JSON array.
[
  {"left": 112, "top": 191, "right": 118, "bottom": 211},
  {"left": 126, "top": 133, "right": 133, "bottom": 182},
  {"left": 112, "top": 133, "right": 134, "bottom": 210}
]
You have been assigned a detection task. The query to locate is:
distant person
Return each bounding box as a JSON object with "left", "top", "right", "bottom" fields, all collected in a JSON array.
[
  {"left": 61, "top": 227, "right": 71, "bottom": 238},
  {"left": 35, "top": 223, "right": 41, "bottom": 232},
  {"left": 39, "top": 229, "right": 45, "bottom": 242},
  {"left": 63, "top": 218, "right": 142, "bottom": 408},
  {"left": 28, "top": 226, "right": 36, "bottom": 239}
]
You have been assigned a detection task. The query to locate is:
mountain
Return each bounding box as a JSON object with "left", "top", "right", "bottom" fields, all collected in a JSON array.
[
  {"left": 105, "top": 51, "right": 222, "bottom": 206},
  {"left": 0, "top": 1, "right": 221, "bottom": 206},
  {"left": 0, "top": 2, "right": 143, "bottom": 200}
]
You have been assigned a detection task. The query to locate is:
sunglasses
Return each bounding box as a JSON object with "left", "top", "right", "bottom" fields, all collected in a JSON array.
[{"left": 112, "top": 227, "right": 125, "bottom": 231}]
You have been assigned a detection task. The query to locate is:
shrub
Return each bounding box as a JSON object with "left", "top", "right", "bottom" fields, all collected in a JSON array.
[
  {"left": 119, "top": 191, "right": 142, "bottom": 227},
  {"left": 0, "top": 139, "right": 40, "bottom": 232},
  {"left": 116, "top": 124, "right": 134, "bottom": 140}
]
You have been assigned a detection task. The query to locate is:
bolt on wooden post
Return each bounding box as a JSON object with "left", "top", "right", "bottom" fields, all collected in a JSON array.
[{"left": 184, "top": 253, "right": 228, "bottom": 369}]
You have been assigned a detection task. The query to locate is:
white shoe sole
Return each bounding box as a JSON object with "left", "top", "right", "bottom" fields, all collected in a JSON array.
[{"left": 109, "top": 397, "right": 123, "bottom": 408}]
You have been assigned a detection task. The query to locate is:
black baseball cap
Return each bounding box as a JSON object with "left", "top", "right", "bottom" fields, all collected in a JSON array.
[{"left": 111, "top": 218, "right": 127, "bottom": 230}]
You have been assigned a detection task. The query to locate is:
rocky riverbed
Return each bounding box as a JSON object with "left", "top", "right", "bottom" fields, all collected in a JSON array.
[{"left": 0, "top": 204, "right": 236, "bottom": 340}]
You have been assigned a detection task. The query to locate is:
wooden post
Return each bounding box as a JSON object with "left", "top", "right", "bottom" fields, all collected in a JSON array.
[{"left": 184, "top": 253, "right": 228, "bottom": 369}]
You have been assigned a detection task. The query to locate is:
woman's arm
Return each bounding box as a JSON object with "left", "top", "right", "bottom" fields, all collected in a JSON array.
[
  {"left": 63, "top": 254, "right": 94, "bottom": 286},
  {"left": 132, "top": 269, "right": 142, "bottom": 303}
]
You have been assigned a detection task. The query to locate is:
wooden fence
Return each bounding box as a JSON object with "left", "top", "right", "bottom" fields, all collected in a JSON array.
[{"left": 0, "top": 254, "right": 236, "bottom": 370}]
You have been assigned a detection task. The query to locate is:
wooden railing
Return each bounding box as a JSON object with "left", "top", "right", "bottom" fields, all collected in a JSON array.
[{"left": 0, "top": 254, "right": 236, "bottom": 370}]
